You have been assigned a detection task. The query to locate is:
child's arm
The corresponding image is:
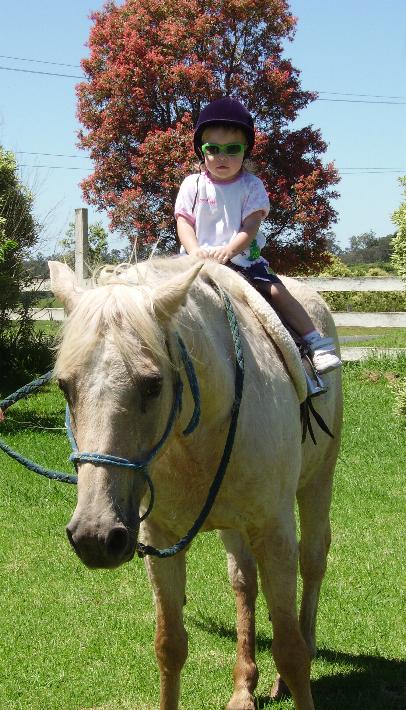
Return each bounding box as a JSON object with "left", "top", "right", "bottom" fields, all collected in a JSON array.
[
  {"left": 177, "top": 216, "right": 209, "bottom": 259},
  {"left": 210, "top": 210, "right": 263, "bottom": 264}
]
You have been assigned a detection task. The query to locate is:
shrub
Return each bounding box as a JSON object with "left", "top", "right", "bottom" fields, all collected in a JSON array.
[
  {"left": 323, "top": 291, "right": 406, "bottom": 312},
  {"left": 391, "top": 177, "right": 406, "bottom": 280},
  {"left": 366, "top": 267, "right": 391, "bottom": 276},
  {"left": 0, "top": 328, "right": 54, "bottom": 392},
  {"left": 316, "top": 254, "right": 352, "bottom": 277}
]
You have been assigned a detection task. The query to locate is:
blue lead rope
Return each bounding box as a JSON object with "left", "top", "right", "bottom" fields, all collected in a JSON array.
[
  {"left": 136, "top": 291, "right": 244, "bottom": 558},
  {"left": 0, "top": 291, "right": 245, "bottom": 558},
  {"left": 0, "top": 371, "right": 78, "bottom": 484},
  {"left": 0, "top": 334, "right": 200, "bottom": 488}
]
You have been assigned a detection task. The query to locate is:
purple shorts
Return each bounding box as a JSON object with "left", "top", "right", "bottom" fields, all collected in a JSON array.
[{"left": 228, "top": 261, "right": 283, "bottom": 287}]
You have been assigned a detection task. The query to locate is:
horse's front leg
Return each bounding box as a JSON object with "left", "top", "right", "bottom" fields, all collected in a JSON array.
[
  {"left": 143, "top": 521, "right": 187, "bottom": 710},
  {"left": 220, "top": 530, "right": 258, "bottom": 710}
]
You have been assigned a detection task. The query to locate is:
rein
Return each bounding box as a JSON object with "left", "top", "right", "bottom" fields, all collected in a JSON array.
[{"left": 0, "top": 290, "right": 244, "bottom": 558}]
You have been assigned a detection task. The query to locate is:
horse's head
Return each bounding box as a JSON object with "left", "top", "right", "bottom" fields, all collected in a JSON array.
[{"left": 49, "top": 260, "right": 202, "bottom": 569}]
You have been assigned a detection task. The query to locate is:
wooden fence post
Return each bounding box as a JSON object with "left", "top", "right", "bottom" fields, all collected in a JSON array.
[{"left": 74, "top": 208, "right": 89, "bottom": 285}]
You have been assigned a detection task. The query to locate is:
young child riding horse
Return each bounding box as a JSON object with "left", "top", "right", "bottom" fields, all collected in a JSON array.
[{"left": 175, "top": 97, "right": 341, "bottom": 382}]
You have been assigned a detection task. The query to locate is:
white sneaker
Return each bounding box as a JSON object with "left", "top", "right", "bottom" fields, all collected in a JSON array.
[{"left": 309, "top": 337, "right": 342, "bottom": 374}]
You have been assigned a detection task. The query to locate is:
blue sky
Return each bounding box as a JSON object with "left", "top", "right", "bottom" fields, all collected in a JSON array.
[{"left": 1, "top": 0, "right": 405, "bottom": 255}]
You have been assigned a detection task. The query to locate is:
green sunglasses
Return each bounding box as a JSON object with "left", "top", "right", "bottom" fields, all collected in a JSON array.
[{"left": 201, "top": 142, "right": 246, "bottom": 157}]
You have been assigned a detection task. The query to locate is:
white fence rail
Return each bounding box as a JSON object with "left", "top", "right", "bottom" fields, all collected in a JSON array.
[
  {"left": 17, "top": 208, "right": 406, "bottom": 327},
  {"left": 18, "top": 307, "right": 406, "bottom": 327}
]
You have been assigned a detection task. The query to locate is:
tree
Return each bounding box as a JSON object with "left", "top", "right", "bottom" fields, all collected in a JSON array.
[
  {"left": 0, "top": 146, "right": 39, "bottom": 330},
  {"left": 0, "top": 147, "right": 52, "bottom": 388},
  {"left": 56, "top": 221, "right": 129, "bottom": 271},
  {"left": 391, "top": 177, "right": 406, "bottom": 280},
  {"left": 77, "top": 0, "right": 339, "bottom": 274},
  {"left": 342, "top": 230, "right": 394, "bottom": 265}
]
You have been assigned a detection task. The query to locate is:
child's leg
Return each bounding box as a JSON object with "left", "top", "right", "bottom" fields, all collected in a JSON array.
[
  {"left": 261, "top": 283, "right": 341, "bottom": 375},
  {"left": 267, "top": 283, "right": 314, "bottom": 336}
]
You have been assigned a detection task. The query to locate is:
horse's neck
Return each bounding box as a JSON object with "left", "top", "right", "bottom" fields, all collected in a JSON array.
[{"left": 175, "top": 288, "right": 236, "bottom": 425}]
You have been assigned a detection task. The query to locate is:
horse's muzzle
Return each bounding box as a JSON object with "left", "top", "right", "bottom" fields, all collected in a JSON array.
[{"left": 66, "top": 518, "right": 137, "bottom": 569}]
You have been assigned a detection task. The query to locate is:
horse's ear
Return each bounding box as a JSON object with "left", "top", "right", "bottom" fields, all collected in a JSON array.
[
  {"left": 48, "top": 261, "right": 84, "bottom": 313},
  {"left": 152, "top": 262, "right": 204, "bottom": 321}
]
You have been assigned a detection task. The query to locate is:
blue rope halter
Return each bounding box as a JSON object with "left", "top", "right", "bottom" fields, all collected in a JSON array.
[
  {"left": 0, "top": 334, "right": 199, "bottom": 487},
  {"left": 0, "top": 290, "right": 244, "bottom": 557}
]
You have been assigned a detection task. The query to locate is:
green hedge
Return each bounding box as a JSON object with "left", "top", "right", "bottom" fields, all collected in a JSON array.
[{"left": 323, "top": 291, "right": 406, "bottom": 312}]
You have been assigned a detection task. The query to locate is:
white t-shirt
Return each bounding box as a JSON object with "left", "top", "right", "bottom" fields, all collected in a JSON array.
[{"left": 174, "top": 170, "right": 270, "bottom": 267}]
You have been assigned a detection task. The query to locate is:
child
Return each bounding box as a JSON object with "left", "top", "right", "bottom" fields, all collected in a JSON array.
[{"left": 174, "top": 96, "right": 341, "bottom": 377}]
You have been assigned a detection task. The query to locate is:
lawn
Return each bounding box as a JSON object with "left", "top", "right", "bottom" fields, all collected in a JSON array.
[
  {"left": 336, "top": 326, "right": 406, "bottom": 349},
  {"left": 0, "top": 357, "right": 405, "bottom": 710}
]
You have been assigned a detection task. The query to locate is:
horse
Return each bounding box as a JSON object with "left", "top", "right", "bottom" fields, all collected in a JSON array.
[{"left": 49, "top": 256, "right": 342, "bottom": 710}]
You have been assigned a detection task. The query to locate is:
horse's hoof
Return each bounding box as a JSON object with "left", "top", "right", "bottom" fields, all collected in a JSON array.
[
  {"left": 270, "top": 675, "right": 291, "bottom": 700},
  {"left": 226, "top": 689, "right": 256, "bottom": 710}
]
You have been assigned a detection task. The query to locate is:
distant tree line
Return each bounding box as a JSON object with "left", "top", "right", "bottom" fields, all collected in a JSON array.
[
  {"left": 339, "top": 230, "right": 395, "bottom": 265},
  {"left": 24, "top": 222, "right": 130, "bottom": 279}
]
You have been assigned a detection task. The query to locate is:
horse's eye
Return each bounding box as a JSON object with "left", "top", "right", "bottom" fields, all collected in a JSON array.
[{"left": 141, "top": 375, "right": 163, "bottom": 399}]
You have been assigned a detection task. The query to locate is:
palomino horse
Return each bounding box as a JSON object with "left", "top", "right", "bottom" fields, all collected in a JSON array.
[{"left": 49, "top": 256, "right": 342, "bottom": 710}]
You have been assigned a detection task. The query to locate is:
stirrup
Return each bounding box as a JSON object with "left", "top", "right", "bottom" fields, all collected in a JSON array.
[
  {"left": 302, "top": 355, "right": 328, "bottom": 398},
  {"left": 304, "top": 370, "right": 327, "bottom": 398}
]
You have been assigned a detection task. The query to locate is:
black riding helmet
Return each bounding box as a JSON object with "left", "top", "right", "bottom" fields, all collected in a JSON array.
[{"left": 193, "top": 97, "right": 255, "bottom": 159}]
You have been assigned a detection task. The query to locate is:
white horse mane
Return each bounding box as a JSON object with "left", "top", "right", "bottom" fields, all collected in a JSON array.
[
  {"left": 55, "top": 256, "right": 307, "bottom": 400},
  {"left": 55, "top": 257, "right": 238, "bottom": 378}
]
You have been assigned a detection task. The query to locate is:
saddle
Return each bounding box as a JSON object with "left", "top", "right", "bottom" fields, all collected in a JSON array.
[
  {"left": 222, "top": 263, "right": 326, "bottom": 399},
  {"left": 254, "top": 287, "right": 327, "bottom": 398}
]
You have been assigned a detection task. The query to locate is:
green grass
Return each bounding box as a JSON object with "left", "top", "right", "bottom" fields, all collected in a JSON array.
[
  {"left": 336, "top": 326, "right": 406, "bottom": 348},
  {"left": 0, "top": 358, "right": 405, "bottom": 709}
]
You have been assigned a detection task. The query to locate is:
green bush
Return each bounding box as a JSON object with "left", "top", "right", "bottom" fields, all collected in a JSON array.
[
  {"left": 316, "top": 254, "right": 352, "bottom": 277},
  {"left": 391, "top": 176, "right": 406, "bottom": 280},
  {"left": 323, "top": 291, "right": 406, "bottom": 312},
  {"left": 0, "top": 329, "right": 54, "bottom": 392},
  {"left": 365, "top": 266, "right": 391, "bottom": 276}
]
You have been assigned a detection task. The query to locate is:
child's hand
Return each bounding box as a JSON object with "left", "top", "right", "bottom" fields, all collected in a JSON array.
[
  {"left": 209, "top": 245, "right": 234, "bottom": 264},
  {"left": 190, "top": 247, "right": 209, "bottom": 259}
]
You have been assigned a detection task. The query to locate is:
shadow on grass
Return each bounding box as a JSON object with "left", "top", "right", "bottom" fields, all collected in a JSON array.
[
  {"left": 190, "top": 615, "right": 406, "bottom": 710},
  {"left": 0, "top": 406, "right": 65, "bottom": 433}
]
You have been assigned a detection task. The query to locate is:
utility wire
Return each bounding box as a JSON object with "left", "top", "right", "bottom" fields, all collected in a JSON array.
[
  {"left": 3, "top": 54, "right": 406, "bottom": 99},
  {"left": 0, "top": 54, "right": 81, "bottom": 69},
  {"left": 11, "top": 154, "right": 406, "bottom": 172},
  {"left": 318, "top": 90, "right": 406, "bottom": 100},
  {"left": 15, "top": 151, "right": 91, "bottom": 159},
  {"left": 1, "top": 57, "right": 406, "bottom": 104},
  {"left": 16, "top": 163, "right": 405, "bottom": 174},
  {"left": 317, "top": 97, "right": 406, "bottom": 105},
  {"left": 0, "top": 65, "right": 82, "bottom": 79},
  {"left": 17, "top": 164, "right": 89, "bottom": 170}
]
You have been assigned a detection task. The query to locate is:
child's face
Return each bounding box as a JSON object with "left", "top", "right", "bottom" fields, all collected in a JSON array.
[{"left": 201, "top": 125, "right": 246, "bottom": 181}]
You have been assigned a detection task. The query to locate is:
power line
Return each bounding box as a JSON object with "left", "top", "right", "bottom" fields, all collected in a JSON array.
[
  {"left": 1, "top": 56, "right": 406, "bottom": 104},
  {"left": 319, "top": 91, "right": 406, "bottom": 100},
  {"left": 0, "top": 54, "right": 81, "bottom": 69},
  {"left": 318, "top": 97, "right": 406, "bottom": 105},
  {"left": 0, "top": 65, "right": 82, "bottom": 79},
  {"left": 15, "top": 151, "right": 91, "bottom": 159},
  {"left": 17, "top": 164, "right": 89, "bottom": 170},
  {"left": 16, "top": 162, "right": 405, "bottom": 175},
  {"left": 340, "top": 170, "right": 405, "bottom": 175}
]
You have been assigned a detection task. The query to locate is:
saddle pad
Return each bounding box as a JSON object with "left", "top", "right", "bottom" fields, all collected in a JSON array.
[{"left": 203, "top": 262, "right": 308, "bottom": 404}]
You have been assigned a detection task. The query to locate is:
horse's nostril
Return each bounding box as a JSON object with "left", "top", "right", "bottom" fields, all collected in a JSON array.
[{"left": 106, "top": 526, "right": 129, "bottom": 558}]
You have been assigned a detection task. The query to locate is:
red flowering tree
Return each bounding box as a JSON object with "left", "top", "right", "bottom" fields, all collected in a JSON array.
[{"left": 77, "top": 0, "right": 339, "bottom": 274}]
